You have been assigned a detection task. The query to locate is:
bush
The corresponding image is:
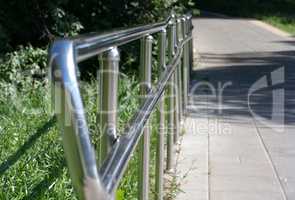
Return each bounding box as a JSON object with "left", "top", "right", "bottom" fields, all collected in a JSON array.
[
  {"left": 0, "top": 46, "right": 47, "bottom": 86},
  {"left": 0, "top": 1, "right": 194, "bottom": 199},
  {"left": 0, "top": 0, "right": 194, "bottom": 53}
]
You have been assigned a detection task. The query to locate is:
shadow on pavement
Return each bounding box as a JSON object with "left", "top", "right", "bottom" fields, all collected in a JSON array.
[{"left": 188, "top": 50, "right": 295, "bottom": 126}]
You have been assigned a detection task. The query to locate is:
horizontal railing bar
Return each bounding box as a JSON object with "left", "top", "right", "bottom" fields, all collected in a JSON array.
[
  {"left": 75, "top": 16, "right": 172, "bottom": 62},
  {"left": 98, "top": 35, "right": 192, "bottom": 194}
]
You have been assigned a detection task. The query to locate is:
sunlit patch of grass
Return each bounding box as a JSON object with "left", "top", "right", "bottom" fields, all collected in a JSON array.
[
  {"left": 259, "top": 14, "right": 295, "bottom": 35},
  {"left": 0, "top": 73, "right": 164, "bottom": 199},
  {"left": 0, "top": 83, "right": 76, "bottom": 200}
]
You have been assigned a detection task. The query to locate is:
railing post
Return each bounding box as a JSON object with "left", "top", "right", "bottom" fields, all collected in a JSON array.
[
  {"left": 177, "top": 18, "right": 184, "bottom": 116},
  {"left": 155, "top": 28, "right": 166, "bottom": 200},
  {"left": 166, "top": 18, "right": 176, "bottom": 171},
  {"left": 98, "top": 47, "right": 120, "bottom": 165},
  {"left": 139, "top": 34, "right": 153, "bottom": 200},
  {"left": 182, "top": 17, "right": 189, "bottom": 114},
  {"left": 187, "top": 15, "right": 193, "bottom": 88},
  {"left": 175, "top": 18, "right": 183, "bottom": 142}
]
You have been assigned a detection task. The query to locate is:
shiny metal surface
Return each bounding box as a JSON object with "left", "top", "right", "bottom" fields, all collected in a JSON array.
[
  {"left": 98, "top": 47, "right": 120, "bottom": 165},
  {"left": 166, "top": 20, "right": 176, "bottom": 171},
  {"left": 174, "top": 70, "right": 180, "bottom": 144},
  {"left": 50, "top": 40, "right": 107, "bottom": 199},
  {"left": 182, "top": 17, "right": 189, "bottom": 114},
  {"left": 155, "top": 28, "right": 166, "bottom": 200},
  {"left": 138, "top": 35, "right": 153, "bottom": 200},
  {"left": 49, "top": 13, "right": 193, "bottom": 200},
  {"left": 75, "top": 17, "right": 171, "bottom": 62},
  {"left": 177, "top": 19, "right": 184, "bottom": 121},
  {"left": 99, "top": 36, "right": 191, "bottom": 194},
  {"left": 187, "top": 15, "right": 194, "bottom": 84}
]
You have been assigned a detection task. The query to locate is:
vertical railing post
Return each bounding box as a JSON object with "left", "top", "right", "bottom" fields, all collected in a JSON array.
[
  {"left": 182, "top": 17, "right": 189, "bottom": 114},
  {"left": 187, "top": 15, "right": 193, "bottom": 86},
  {"left": 176, "top": 18, "right": 183, "bottom": 140},
  {"left": 155, "top": 28, "right": 166, "bottom": 200},
  {"left": 166, "top": 18, "right": 176, "bottom": 171},
  {"left": 172, "top": 19, "right": 181, "bottom": 144},
  {"left": 177, "top": 18, "right": 184, "bottom": 115},
  {"left": 139, "top": 35, "right": 153, "bottom": 200},
  {"left": 98, "top": 47, "right": 120, "bottom": 165}
]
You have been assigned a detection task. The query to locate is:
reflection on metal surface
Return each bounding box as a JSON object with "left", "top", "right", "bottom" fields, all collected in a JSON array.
[{"left": 49, "top": 13, "right": 193, "bottom": 200}]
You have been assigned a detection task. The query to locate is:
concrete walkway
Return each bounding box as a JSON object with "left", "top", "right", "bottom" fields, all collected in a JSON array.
[{"left": 176, "top": 15, "right": 295, "bottom": 200}]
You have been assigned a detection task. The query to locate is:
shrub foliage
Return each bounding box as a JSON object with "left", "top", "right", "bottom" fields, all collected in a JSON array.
[
  {"left": 0, "top": 0, "right": 194, "bottom": 199},
  {"left": 0, "top": 0, "right": 193, "bottom": 53}
]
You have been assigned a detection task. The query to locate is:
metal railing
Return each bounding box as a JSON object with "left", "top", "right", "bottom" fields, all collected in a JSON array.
[{"left": 49, "top": 13, "right": 193, "bottom": 200}]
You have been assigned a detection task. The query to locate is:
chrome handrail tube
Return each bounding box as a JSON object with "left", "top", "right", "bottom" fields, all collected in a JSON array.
[
  {"left": 50, "top": 13, "right": 193, "bottom": 200},
  {"left": 99, "top": 36, "right": 191, "bottom": 193},
  {"left": 50, "top": 40, "right": 108, "bottom": 199},
  {"left": 75, "top": 17, "right": 171, "bottom": 62}
]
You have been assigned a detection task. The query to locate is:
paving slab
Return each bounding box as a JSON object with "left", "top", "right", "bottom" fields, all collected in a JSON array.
[{"left": 177, "top": 12, "right": 295, "bottom": 200}]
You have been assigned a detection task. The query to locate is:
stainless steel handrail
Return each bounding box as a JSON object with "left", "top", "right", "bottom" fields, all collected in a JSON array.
[
  {"left": 49, "top": 13, "right": 193, "bottom": 200},
  {"left": 75, "top": 16, "right": 171, "bottom": 62},
  {"left": 99, "top": 36, "right": 191, "bottom": 193}
]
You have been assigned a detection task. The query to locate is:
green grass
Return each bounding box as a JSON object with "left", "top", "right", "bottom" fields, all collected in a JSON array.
[
  {"left": 198, "top": 0, "right": 295, "bottom": 35},
  {"left": 259, "top": 14, "right": 295, "bottom": 35},
  {"left": 0, "top": 72, "right": 163, "bottom": 199},
  {"left": 0, "top": 83, "right": 74, "bottom": 199}
]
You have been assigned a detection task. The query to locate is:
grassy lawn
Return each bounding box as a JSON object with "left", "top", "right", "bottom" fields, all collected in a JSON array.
[
  {"left": 0, "top": 83, "right": 73, "bottom": 199},
  {"left": 198, "top": 0, "right": 295, "bottom": 35},
  {"left": 259, "top": 14, "right": 295, "bottom": 35},
  {"left": 0, "top": 71, "right": 163, "bottom": 199}
]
